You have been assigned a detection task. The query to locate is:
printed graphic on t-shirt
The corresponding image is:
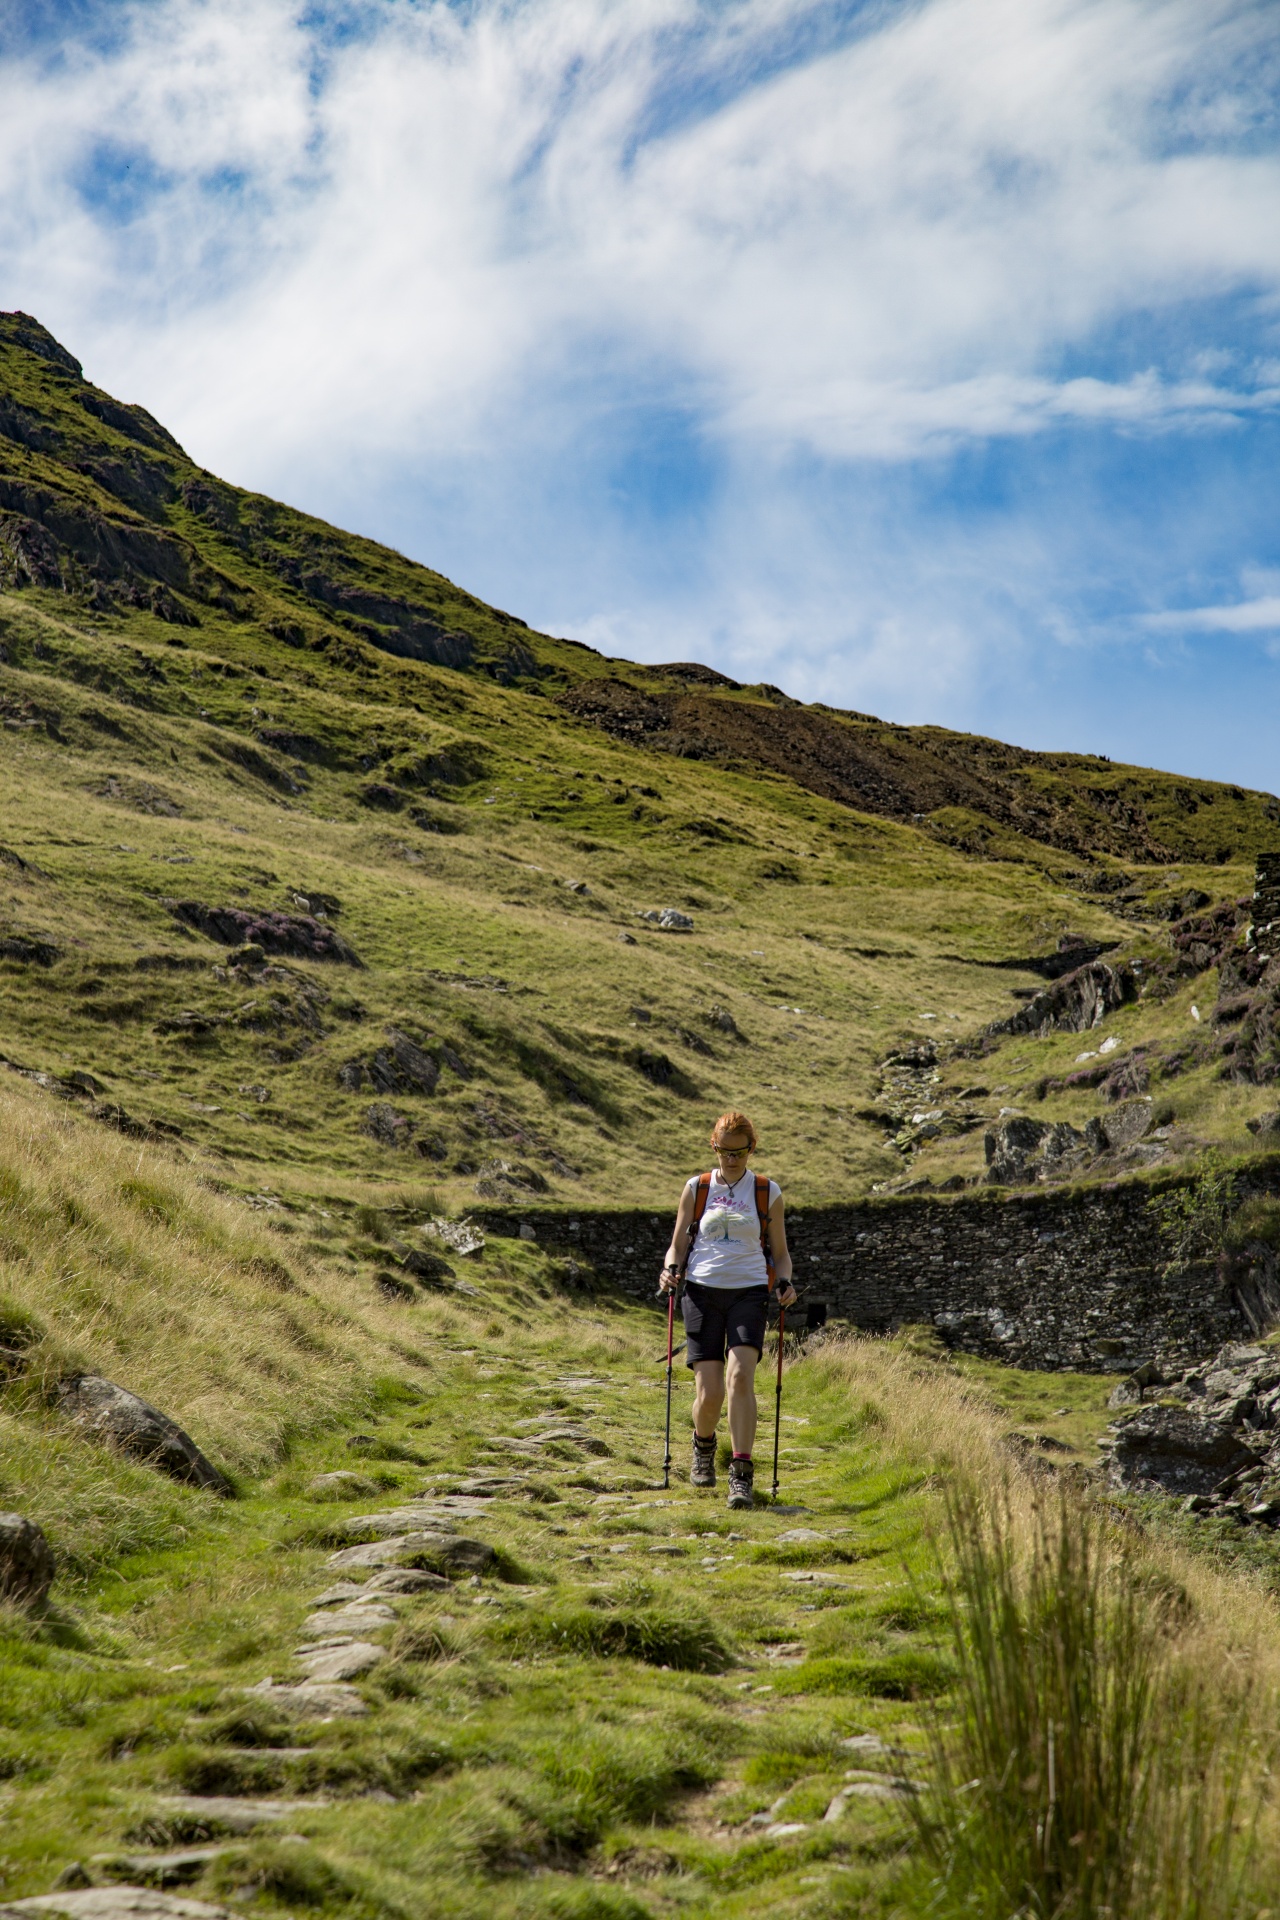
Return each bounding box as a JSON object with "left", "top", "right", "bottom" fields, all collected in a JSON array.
[{"left": 700, "top": 1181, "right": 762, "bottom": 1249}]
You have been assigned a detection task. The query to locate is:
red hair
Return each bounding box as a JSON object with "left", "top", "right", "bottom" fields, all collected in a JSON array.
[{"left": 710, "top": 1110, "right": 757, "bottom": 1150}]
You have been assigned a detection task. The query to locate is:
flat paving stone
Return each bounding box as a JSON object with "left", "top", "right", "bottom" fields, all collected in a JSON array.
[
  {"left": 150, "top": 1797, "right": 325, "bottom": 1834},
  {"left": 326, "top": 1531, "right": 493, "bottom": 1573},
  {"left": 91, "top": 1853, "right": 226, "bottom": 1890},
  {"left": 244, "top": 1680, "right": 369, "bottom": 1719},
  {"left": 364, "top": 1567, "right": 448, "bottom": 1594},
  {"left": 294, "top": 1642, "right": 385, "bottom": 1683},
  {"left": 311, "top": 1581, "right": 369, "bottom": 1606},
  {"left": 301, "top": 1605, "right": 395, "bottom": 1636},
  {"left": 1, "top": 1892, "right": 234, "bottom": 1920},
  {"left": 332, "top": 1509, "right": 460, "bottom": 1539}
]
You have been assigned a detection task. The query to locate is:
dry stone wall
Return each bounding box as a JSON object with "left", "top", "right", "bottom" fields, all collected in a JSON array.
[{"left": 475, "top": 1159, "right": 1280, "bottom": 1374}]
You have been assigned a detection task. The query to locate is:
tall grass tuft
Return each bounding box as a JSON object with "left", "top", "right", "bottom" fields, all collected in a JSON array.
[{"left": 913, "top": 1488, "right": 1266, "bottom": 1920}]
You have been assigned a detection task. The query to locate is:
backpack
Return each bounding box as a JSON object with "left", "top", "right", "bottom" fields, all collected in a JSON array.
[{"left": 685, "top": 1170, "right": 776, "bottom": 1290}]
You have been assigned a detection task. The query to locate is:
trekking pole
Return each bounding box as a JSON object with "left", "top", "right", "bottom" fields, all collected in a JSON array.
[
  {"left": 771, "top": 1301, "right": 787, "bottom": 1502},
  {"left": 667, "top": 1282, "right": 675, "bottom": 1489}
]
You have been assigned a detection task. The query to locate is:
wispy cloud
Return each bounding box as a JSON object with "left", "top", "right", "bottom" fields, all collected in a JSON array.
[{"left": 1142, "top": 595, "right": 1280, "bottom": 632}]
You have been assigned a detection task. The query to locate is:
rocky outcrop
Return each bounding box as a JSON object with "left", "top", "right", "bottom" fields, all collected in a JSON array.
[
  {"left": 985, "top": 960, "right": 1138, "bottom": 1039},
  {"left": 1100, "top": 1342, "right": 1280, "bottom": 1516},
  {"left": 167, "top": 902, "right": 360, "bottom": 966},
  {"left": 338, "top": 1030, "right": 441, "bottom": 1097},
  {"left": 57, "top": 1377, "right": 231, "bottom": 1496},
  {"left": 0, "top": 1513, "right": 55, "bottom": 1605},
  {"left": 983, "top": 1101, "right": 1157, "bottom": 1185}
]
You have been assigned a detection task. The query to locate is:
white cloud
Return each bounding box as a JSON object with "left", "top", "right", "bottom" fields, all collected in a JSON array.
[
  {"left": 1142, "top": 595, "right": 1280, "bottom": 633},
  {"left": 2, "top": 0, "right": 1278, "bottom": 475}
]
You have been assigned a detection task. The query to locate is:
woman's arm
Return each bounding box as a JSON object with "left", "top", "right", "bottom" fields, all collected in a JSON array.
[
  {"left": 769, "top": 1194, "right": 797, "bottom": 1306},
  {"left": 659, "top": 1182, "right": 697, "bottom": 1292}
]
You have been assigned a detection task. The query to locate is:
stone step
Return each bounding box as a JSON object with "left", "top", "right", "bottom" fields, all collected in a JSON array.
[{"left": 148, "top": 1797, "right": 326, "bottom": 1834}]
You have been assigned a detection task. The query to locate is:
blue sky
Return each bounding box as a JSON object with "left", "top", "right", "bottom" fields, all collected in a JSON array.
[{"left": 2, "top": 0, "right": 1279, "bottom": 789}]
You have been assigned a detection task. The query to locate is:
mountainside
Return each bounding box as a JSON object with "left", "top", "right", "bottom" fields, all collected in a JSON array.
[
  {"left": 1, "top": 307, "right": 1278, "bottom": 1216},
  {"left": 5, "top": 312, "right": 1280, "bottom": 1920}
]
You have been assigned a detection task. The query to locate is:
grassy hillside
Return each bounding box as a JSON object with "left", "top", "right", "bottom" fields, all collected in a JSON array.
[{"left": 1, "top": 310, "right": 1277, "bottom": 1214}]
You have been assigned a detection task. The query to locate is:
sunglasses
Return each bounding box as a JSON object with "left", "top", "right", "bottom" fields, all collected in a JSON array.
[{"left": 714, "top": 1144, "right": 751, "bottom": 1157}]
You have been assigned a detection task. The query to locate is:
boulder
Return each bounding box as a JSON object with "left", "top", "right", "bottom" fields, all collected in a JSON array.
[
  {"left": 983, "top": 1118, "right": 1087, "bottom": 1185},
  {"left": 1099, "top": 1405, "right": 1259, "bottom": 1496},
  {"left": 1247, "top": 1110, "right": 1280, "bottom": 1140},
  {"left": 56, "top": 1379, "right": 231, "bottom": 1496},
  {"left": 1095, "top": 1100, "right": 1155, "bottom": 1152},
  {"left": 0, "top": 1513, "right": 54, "bottom": 1605}
]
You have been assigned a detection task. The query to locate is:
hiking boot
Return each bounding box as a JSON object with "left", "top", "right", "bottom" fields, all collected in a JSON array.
[
  {"left": 691, "top": 1432, "right": 717, "bottom": 1488},
  {"left": 727, "top": 1456, "right": 755, "bottom": 1510}
]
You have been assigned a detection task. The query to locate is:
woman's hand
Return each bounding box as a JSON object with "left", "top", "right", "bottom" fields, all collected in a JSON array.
[
  {"left": 658, "top": 1265, "right": 682, "bottom": 1294},
  {"left": 777, "top": 1281, "right": 798, "bottom": 1308}
]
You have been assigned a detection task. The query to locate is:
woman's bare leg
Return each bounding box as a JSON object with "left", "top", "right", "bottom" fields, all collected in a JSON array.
[
  {"left": 692, "top": 1360, "right": 725, "bottom": 1438},
  {"left": 725, "top": 1345, "right": 759, "bottom": 1456}
]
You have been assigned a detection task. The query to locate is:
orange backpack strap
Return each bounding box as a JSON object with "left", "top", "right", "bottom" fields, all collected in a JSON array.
[
  {"left": 755, "top": 1173, "right": 777, "bottom": 1291},
  {"left": 682, "top": 1172, "right": 713, "bottom": 1273}
]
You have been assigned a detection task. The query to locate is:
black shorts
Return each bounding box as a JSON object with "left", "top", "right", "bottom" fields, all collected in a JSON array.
[{"left": 682, "top": 1282, "right": 770, "bottom": 1367}]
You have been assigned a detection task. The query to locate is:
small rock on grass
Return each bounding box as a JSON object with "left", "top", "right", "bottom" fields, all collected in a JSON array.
[
  {"left": 0, "top": 1893, "right": 235, "bottom": 1920},
  {"left": 775, "top": 1528, "right": 827, "bottom": 1543},
  {"left": 305, "top": 1472, "right": 379, "bottom": 1501},
  {"left": 310, "top": 1581, "right": 370, "bottom": 1606},
  {"left": 0, "top": 1513, "right": 55, "bottom": 1606}
]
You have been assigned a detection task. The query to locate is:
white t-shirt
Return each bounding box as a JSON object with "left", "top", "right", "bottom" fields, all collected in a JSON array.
[{"left": 684, "top": 1169, "right": 781, "bottom": 1290}]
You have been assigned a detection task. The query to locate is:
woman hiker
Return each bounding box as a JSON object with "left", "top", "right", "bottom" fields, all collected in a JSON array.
[{"left": 658, "top": 1111, "right": 796, "bottom": 1511}]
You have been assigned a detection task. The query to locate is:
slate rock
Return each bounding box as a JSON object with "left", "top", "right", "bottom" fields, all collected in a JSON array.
[
  {"left": 56, "top": 1378, "right": 231, "bottom": 1495},
  {"left": 1100, "top": 1406, "right": 1259, "bottom": 1496},
  {"left": 0, "top": 1513, "right": 55, "bottom": 1605},
  {"left": 0, "top": 1893, "right": 234, "bottom": 1920},
  {"left": 1247, "top": 1110, "right": 1280, "bottom": 1140}
]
